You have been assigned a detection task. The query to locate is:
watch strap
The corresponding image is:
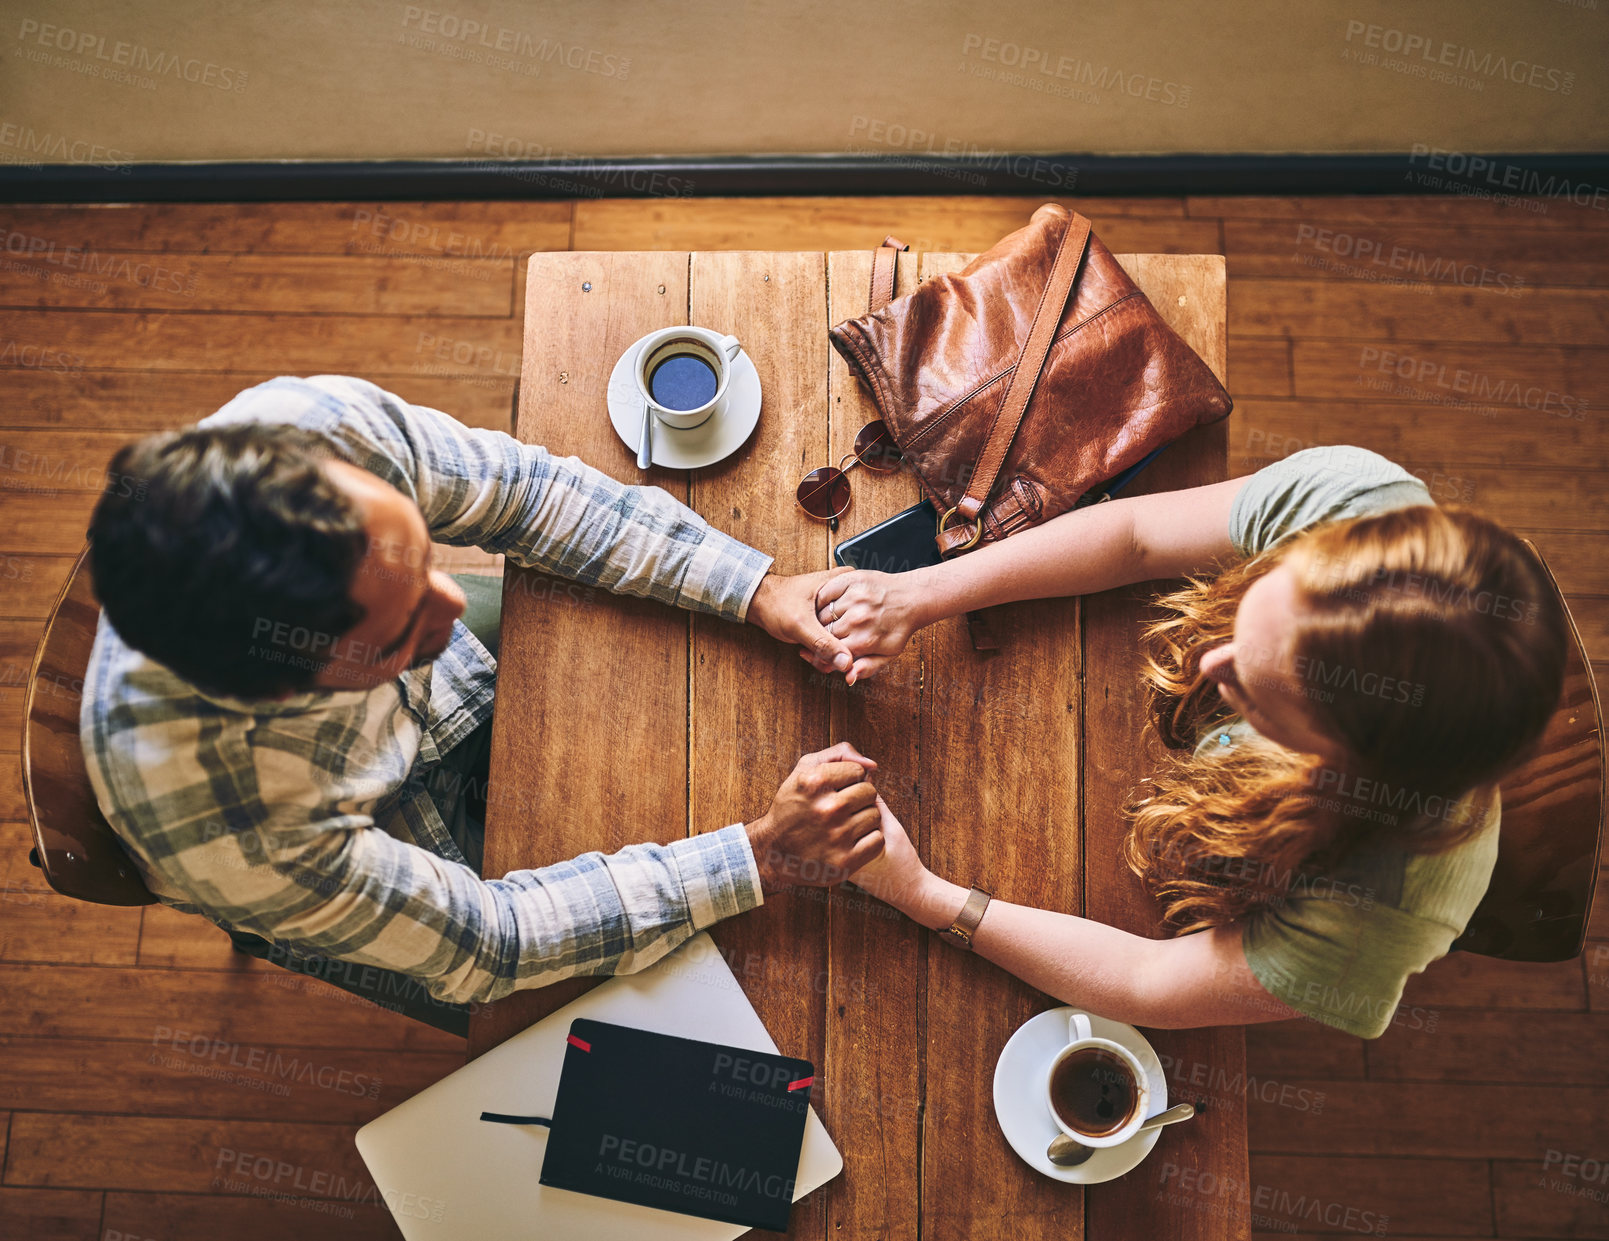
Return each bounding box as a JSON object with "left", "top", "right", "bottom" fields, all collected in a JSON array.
[{"left": 941, "top": 886, "right": 992, "bottom": 950}]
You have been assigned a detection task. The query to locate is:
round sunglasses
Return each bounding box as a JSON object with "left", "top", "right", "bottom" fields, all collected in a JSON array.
[{"left": 795, "top": 421, "right": 904, "bottom": 527}]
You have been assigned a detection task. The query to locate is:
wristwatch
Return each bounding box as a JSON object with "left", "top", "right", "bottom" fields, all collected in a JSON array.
[{"left": 939, "top": 886, "right": 992, "bottom": 950}]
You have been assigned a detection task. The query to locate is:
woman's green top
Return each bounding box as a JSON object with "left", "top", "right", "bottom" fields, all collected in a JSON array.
[{"left": 1213, "top": 446, "right": 1501, "bottom": 1039}]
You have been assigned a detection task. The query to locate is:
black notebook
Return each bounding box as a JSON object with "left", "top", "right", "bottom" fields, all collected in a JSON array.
[{"left": 538, "top": 1018, "right": 816, "bottom": 1233}]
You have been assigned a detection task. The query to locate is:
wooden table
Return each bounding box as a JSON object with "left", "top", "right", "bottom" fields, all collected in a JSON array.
[{"left": 469, "top": 244, "right": 1244, "bottom": 1241}]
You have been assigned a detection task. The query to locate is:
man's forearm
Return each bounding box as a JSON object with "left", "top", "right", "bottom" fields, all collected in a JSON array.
[
  {"left": 905, "top": 499, "right": 1147, "bottom": 627},
  {"left": 511, "top": 453, "right": 773, "bottom": 623}
]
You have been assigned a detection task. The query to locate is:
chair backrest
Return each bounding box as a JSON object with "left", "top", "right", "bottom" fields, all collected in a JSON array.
[
  {"left": 21, "top": 544, "right": 156, "bottom": 906},
  {"left": 1452, "top": 538, "right": 1604, "bottom": 960}
]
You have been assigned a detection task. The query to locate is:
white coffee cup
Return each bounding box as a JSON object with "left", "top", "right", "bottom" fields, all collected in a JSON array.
[
  {"left": 635, "top": 326, "right": 742, "bottom": 430},
  {"left": 1042, "top": 1012, "right": 1152, "bottom": 1148}
]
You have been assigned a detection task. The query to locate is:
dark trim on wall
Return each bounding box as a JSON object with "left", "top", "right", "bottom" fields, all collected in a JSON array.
[{"left": 2, "top": 152, "right": 1606, "bottom": 203}]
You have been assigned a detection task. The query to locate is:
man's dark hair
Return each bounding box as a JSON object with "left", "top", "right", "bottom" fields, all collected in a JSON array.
[{"left": 89, "top": 424, "right": 369, "bottom": 699}]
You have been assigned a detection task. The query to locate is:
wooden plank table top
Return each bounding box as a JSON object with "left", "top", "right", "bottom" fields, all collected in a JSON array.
[{"left": 469, "top": 243, "right": 1242, "bottom": 1241}]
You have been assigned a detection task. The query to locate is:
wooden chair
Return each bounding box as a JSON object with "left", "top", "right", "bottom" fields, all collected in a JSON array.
[
  {"left": 22, "top": 544, "right": 155, "bottom": 905},
  {"left": 1451, "top": 538, "right": 1605, "bottom": 961}
]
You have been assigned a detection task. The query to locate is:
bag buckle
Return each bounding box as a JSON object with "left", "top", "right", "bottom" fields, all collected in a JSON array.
[{"left": 938, "top": 506, "right": 983, "bottom": 551}]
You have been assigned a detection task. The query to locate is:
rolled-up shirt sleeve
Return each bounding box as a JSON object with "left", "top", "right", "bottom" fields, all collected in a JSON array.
[
  {"left": 177, "top": 802, "right": 765, "bottom": 1005},
  {"left": 204, "top": 373, "right": 773, "bottom": 622}
]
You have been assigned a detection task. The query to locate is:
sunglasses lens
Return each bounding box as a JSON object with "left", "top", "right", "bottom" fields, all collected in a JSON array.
[
  {"left": 797, "top": 467, "right": 851, "bottom": 520},
  {"left": 854, "top": 420, "right": 903, "bottom": 473}
]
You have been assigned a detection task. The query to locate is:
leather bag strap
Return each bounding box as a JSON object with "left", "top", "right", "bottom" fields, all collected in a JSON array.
[
  {"left": 936, "top": 213, "right": 1092, "bottom": 555},
  {"left": 869, "top": 235, "right": 909, "bottom": 312}
]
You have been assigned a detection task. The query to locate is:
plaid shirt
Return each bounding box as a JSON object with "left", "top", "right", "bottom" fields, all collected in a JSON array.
[{"left": 82, "top": 374, "right": 770, "bottom": 1005}]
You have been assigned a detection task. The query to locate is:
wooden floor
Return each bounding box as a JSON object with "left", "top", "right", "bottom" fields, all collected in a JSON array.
[{"left": 0, "top": 194, "right": 1604, "bottom": 1240}]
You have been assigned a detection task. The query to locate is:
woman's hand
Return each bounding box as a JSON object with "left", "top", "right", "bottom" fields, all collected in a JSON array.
[
  {"left": 748, "top": 568, "right": 855, "bottom": 675},
  {"left": 813, "top": 569, "right": 927, "bottom": 684},
  {"left": 846, "top": 796, "right": 929, "bottom": 911}
]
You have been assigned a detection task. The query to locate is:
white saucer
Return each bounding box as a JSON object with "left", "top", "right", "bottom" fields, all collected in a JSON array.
[
  {"left": 993, "top": 1007, "right": 1169, "bottom": 1185},
  {"left": 607, "top": 331, "right": 762, "bottom": 470}
]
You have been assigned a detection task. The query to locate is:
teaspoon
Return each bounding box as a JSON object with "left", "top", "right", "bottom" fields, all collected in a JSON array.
[{"left": 1046, "top": 1102, "right": 1198, "bottom": 1167}]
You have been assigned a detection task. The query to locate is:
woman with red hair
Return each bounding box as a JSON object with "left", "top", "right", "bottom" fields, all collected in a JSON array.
[{"left": 820, "top": 446, "right": 1568, "bottom": 1037}]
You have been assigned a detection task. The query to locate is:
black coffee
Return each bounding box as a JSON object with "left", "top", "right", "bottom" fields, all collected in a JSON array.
[
  {"left": 1049, "top": 1047, "right": 1138, "bottom": 1136},
  {"left": 649, "top": 353, "right": 718, "bottom": 411}
]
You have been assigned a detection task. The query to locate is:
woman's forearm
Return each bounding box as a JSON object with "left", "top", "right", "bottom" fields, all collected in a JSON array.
[
  {"left": 900, "top": 872, "right": 1178, "bottom": 1025},
  {"left": 893, "top": 871, "right": 1279, "bottom": 1030},
  {"left": 907, "top": 499, "right": 1145, "bottom": 627}
]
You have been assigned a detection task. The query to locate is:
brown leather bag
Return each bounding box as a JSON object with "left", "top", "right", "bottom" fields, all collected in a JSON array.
[{"left": 828, "top": 203, "right": 1233, "bottom": 558}]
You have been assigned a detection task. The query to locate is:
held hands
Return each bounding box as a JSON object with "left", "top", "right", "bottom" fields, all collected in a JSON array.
[
  {"left": 746, "top": 742, "right": 885, "bottom": 894},
  {"left": 747, "top": 569, "right": 856, "bottom": 675},
  {"left": 812, "top": 570, "right": 925, "bottom": 684}
]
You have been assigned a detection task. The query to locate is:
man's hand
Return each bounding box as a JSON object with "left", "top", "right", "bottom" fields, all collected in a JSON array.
[
  {"left": 746, "top": 742, "right": 884, "bottom": 894},
  {"left": 813, "top": 569, "right": 926, "bottom": 685},
  {"left": 747, "top": 568, "right": 857, "bottom": 676},
  {"left": 846, "top": 795, "right": 929, "bottom": 911}
]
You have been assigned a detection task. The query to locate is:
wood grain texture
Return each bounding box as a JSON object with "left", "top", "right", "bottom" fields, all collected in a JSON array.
[
  {"left": 1513, "top": 531, "right": 1609, "bottom": 598},
  {"left": 0, "top": 1188, "right": 103, "bottom": 1241},
  {"left": 0, "top": 251, "right": 514, "bottom": 315},
  {"left": 1241, "top": 1021, "right": 1366, "bottom": 1080},
  {"left": 1291, "top": 339, "right": 1607, "bottom": 403},
  {"left": 1222, "top": 218, "right": 1609, "bottom": 288},
  {"left": 0, "top": 308, "right": 524, "bottom": 378},
  {"left": 1, "top": 430, "right": 165, "bottom": 490},
  {"left": 0, "top": 555, "right": 76, "bottom": 621},
  {"left": 1248, "top": 1080, "right": 1609, "bottom": 1159},
  {"left": 1398, "top": 950, "right": 1588, "bottom": 1010},
  {"left": 4, "top": 1113, "right": 376, "bottom": 1196},
  {"left": 0, "top": 965, "right": 461, "bottom": 1051},
  {"left": 823, "top": 247, "right": 925, "bottom": 1241},
  {"left": 0, "top": 368, "right": 514, "bottom": 432},
  {"left": 0, "top": 757, "right": 24, "bottom": 814},
  {"left": 1188, "top": 196, "right": 1609, "bottom": 231},
  {"left": 1229, "top": 279, "right": 1609, "bottom": 345},
  {"left": 1365, "top": 1009, "right": 1609, "bottom": 1083},
  {"left": 1494, "top": 1157, "right": 1609, "bottom": 1238},
  {"left": 1226, "top": 397, "right": 1607, "bottom": 471},
  {"left": 0, "top": 821, "right": 142, "bottom": 963},
  {"left": 686, "top": 249, "right": 832, "bottom": 1241},
  {"left": 1575, "top": 604, "right": 1608, "bottom": 663},
  {"left": 0, "top": 200, "right": 572, "bottom": 254},
  {"left": 103, "top": 1190, "right": 404, "bottom": 1241},
  {"left": 1228, "top": 338, "right": 1294, "bottom": 397},
  {"left": 0, "top": 491, "right": 98, "bottom": 557},
  {"left": 1590, "top": 941, "right": 1609, "bottom": 1013},
  {"left": 0, "top": 1035, "right": 457, "bottom": 1124},
  {"left": 572, "top": 196, "right": 1191, "bottom": 252},
  {"left": 465, "top": 249, "right": 692, "bottom": 1058},
  {"left": 1242, "top": 1154, "right": 1492, "bottom": 1235}
]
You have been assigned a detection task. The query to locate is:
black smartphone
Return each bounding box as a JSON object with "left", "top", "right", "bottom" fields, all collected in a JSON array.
[
  {"left": 830, "top": 446, "right": 1168, "bottom": 573},
  {"left": 832, "top": 499, "right": 942, "bottom": 573}
]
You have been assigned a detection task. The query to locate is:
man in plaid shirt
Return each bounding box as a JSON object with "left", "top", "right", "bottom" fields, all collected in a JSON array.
[{"left": 82, "top": 375, "right": 884, "bottom": 1018}]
